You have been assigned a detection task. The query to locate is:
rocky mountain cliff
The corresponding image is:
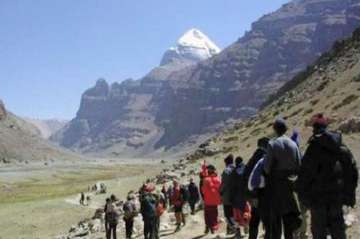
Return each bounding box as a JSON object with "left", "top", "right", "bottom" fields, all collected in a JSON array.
[{"left": 54, "top": 0, "right": 360, "bottom": 157}]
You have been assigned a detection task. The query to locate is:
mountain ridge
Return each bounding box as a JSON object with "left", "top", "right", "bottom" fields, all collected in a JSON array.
[
  {"left": 53, "top": 0, "right": 360, "bottom": 157},
  {"left": 0, "top": 100, "right": 81, "bottom": 164}
]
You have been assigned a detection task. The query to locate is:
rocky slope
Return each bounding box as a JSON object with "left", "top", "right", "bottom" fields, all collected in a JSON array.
[
  {"left": 187, "top": 26, "right": 360, "bottom": 163},
  {"left": 0, "top": 100, "right": 80, "bottom": 164},
  {"left": 54, "top": 0, "right": 360, "bottom": 157},
  {"left": 25, "top": 118, "right": 68, "bottom": 139}
]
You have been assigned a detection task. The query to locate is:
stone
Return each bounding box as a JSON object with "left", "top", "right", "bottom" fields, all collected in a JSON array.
[
  {"left": 89, "top": 219, "right": 102, "bottom": 233},
  {"left": 338, "top": 117, "right": 360, "bottom": 134}
]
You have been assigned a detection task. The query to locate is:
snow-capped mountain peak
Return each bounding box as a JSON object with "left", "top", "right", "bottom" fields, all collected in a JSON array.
[{"left": 160, "top": 28, "right": 221, "bottom": 66}]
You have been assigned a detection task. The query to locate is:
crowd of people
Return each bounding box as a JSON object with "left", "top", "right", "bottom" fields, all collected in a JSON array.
[{"left": 102, "top": 113, "right": 358, "bottom": 239}]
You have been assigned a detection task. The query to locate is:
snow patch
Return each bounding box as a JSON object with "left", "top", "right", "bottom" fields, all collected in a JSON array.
[{"left": 160, "top": 28, "right": 221, "bottom": 65}]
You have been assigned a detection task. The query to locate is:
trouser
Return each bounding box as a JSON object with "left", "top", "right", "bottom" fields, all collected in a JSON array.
[
  {"left": 223, "top": 204, "right": 235, "bottom": 228},
  {"left": 310, "top": 204, "right": 346, "bottom": 239},
  {"left": 174, "top": 205, "right": 184, "bottom": 226},
  {"left": 249, "top": 207, "right": 261, "bottom": 239},
  {"left": 124, "top": 218, "right": 134, "bottom": 239},
  {"left": 105, "top": 218, "right": 109, "bottom": 239},
  {"left": 204, "top": 205, "right": 219, "bottom": 232},
  {"left": 264, "top": 213, "right": 298, "bottom": 239},
  {"left": 154, "top": 216, "right": 160, "bottom": 239},
  {"left": 189, "top": 201, "right": 197, "bottom": 214},
  {"left": 107, "top": 223, "right": 117, "bottom": 239},
  {"left": 144, "top": 218, "right": 156, "bottom": 239},
  {"left": 296, "top": 203, "right": 308, "bottom": 239}
]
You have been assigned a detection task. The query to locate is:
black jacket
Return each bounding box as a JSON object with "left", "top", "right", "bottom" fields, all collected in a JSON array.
[
  {"left": 244, "top": 148, "right": 267, "bottom": 186},
  {"left": 230, "top": 163, "right": 247, "bottom": 210},
  {"left": 188, "top": 182, "right": 200, "bottom": 203},
  {"left": 220, "top": 165, "right": 235, "bottom": 205},
  {"left": 296, "top": 131, "right": 343, "bottom": 207}
]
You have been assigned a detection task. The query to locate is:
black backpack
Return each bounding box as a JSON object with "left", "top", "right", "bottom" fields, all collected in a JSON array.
[
  {"left": 337, "top": 144, "right": 358, "bottom": 207},
  {"left": 141, "top": 193, "right": 157, "bottom": 218}
]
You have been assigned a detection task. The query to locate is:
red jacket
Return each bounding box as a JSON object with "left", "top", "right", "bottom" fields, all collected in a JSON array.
[
  {"left": 170, "top": 186, "right": 184, "bottom": 207},
  {"left": 202, "top": 174, "right": 222, "bottom": 206}
]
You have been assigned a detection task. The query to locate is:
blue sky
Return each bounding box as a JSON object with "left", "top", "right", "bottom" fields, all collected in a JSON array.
[{"left": 0, "top": 0, "right": 289, "bottom": 119}]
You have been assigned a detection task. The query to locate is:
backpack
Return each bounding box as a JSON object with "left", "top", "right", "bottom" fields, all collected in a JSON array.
[
  {"left": 156, "top": 201, "right": 165, "bottom": 216},
  {"left": 123, "top": 201, "right": 137, "bottom": 219},
  {"left": 141, "top": 193, "right": 157, "bottom": 218},
  {"left": 337, "top": 144, "right": 358, "bottom": 207},
  {"left": 156, "top": 193, "right": 167, "bottom": 216},
  {"left": 106, "top": 203, "right": 119, "bottom": 224}
]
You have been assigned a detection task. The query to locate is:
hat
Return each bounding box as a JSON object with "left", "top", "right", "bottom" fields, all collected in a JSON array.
[
  {"left": 311, "top": 113, "right": 329, "bottom": 128},
  {"left": 143, "top": 183, "right": 155, "bottom": 193}
]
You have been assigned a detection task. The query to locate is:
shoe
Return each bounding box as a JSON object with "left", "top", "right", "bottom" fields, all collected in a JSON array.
[
  {"left": 226, "top": 225, "right": 236, "bottom": 235},
  {"left": 175, "top": 225, "right": 181, "bottom": 233},
  {"left": 204, "top": 227, "right": 210, "bottom": 234},
  {"left": 234, "top": 228, "right": 241, "bottom": 239}
]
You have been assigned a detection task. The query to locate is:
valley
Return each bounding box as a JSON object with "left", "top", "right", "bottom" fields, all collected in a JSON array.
[
  {"left": 1, "top": 0, "right": 360, "bottom": 238},
  {"left": 0, "top": 161, "right": 164, "bottom": 239}
]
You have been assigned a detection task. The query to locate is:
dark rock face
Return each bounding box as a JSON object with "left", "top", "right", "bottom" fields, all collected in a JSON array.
[
  {"left": 153, "top": 0, "right": 360, "bottom": 148},
  {"left": 0, "top": 100, "right": 6, "bottom": 120},
  {"left": 54, "top": 0, "right": 360, "bottom": 155}
]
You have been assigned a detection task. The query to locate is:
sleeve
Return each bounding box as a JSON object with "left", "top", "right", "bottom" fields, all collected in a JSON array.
[
  {"left": 220, "top": 171, "right": 226, "bottom": 195},
  {"left": 295, "top": 144, "right": 302, "bottom": 167},
  {"left": 263, "top": 143, "right": 274, "bottom": 175},
  {"left": 244, "top": 150, "right": 261, "bottom": 182},
  {"left": 195, "top": 185, "right": 200, "bottom": 200}
]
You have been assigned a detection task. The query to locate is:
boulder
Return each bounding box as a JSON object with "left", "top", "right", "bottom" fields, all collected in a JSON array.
[
  {"left": 92, "top": 208, "right": 104, "bottom": 220},
  {"left": 155, "top": 172, "right": 180, "bottom": 184},
  {"left": 338, "top": 117, "right": 360, "bottom": 133},
  {"left": 89, "top": 219, "right": 102, "bottom": 233}
]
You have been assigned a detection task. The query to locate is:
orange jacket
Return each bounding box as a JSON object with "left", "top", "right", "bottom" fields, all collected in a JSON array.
[{"left": 202, "top": 174, "right": 222, "bottom": 206}]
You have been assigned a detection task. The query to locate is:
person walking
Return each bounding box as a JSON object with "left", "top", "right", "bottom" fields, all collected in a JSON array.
[
  {"left": 155, "top": 189, "right": 167, "bottom": 239},
  {"left": 296, "top": 114, "right": 358, "bottom": 239},
  {"left": 230, "top": 156, "right": 250, "bottom": 239},
  {"left": 263, "top": 118, "right": 302, "bottom": 239},
  {"left": 244, "top": 137, "right": 270, "bottom": 239},
  {"left": 161, "top": 184, "right": 169, "bottom": 206},
  {"left": 123, "top": 193, "right": 137, "bottom": 239},
  {"left": 220, "top": 154, "right": 236, "bottom": 235},
  {"left": 202, "top": 164, "right": 222, "bottom": 234},
  {"left": 188, "top": 178, "right": 200, "bottom": 215},
  {"left": 105, "top": 195, "right": 119, "bottom": 239},
  {"left": 170, "top": 180, "right": 186, "bottom": 232},
  {"left": 140, "top": 184, "right": 158, "bottom": 239},
  {"left": 104, "top": 198, "right": 111, "bottom": 239},
  {"left": 80, "top": 192, "right": 85, "bottom": 206}
]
